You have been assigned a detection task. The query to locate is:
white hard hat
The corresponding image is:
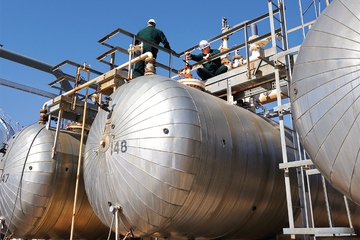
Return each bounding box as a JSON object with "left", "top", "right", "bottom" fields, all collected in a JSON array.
[
  {"left": 198, "top": 40, "right": 210, "bottom": 50},
  {"left": 148, "top": 19, "right": 156, "bottom": 26}
]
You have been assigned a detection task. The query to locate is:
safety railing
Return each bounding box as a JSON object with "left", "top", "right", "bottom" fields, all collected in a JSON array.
[{"left": 97, "top": 28, "right": 180, "bottom": 78}]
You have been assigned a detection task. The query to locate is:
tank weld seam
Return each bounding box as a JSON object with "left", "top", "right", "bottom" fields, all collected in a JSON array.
[
  {"left": 4, "top": 126, "right": 45, "bottom": 238},
  {"left": 114, "top": 99, "right": 196, "bottom": 133},
  {"left": 312, "top": 99, "right": 360, "bottom": 186},
  {"left": 114, "top": 150, "right": 197, "bottom": 175},
  {"left": 294, "top": 69, "right": 359, "bottom": 129},
  {"left": 293, "top": 57, "right": 360, "bottom": 85},
  {"left": 113, "top": 83, "right": 192, "bottom": 130},
  {"left": 111, "top": 153, "right": 194, "bottom": 192},
  {"left": 303, "top": 80, "right": 360, "bottom": 155},
  {"left": 113, "top": 122, "right": 201, "bottom": 140}
]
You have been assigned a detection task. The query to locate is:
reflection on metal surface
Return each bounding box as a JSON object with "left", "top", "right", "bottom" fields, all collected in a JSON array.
[
  {"left": 307, "top": 174, "right": 360, "bottom": 235},
  {"left": 0, "top": 124, "right": 108, "bottom": 239},
  {"left": 291, "top": 0, "right": 360, "bottom": 205},
  {"left": 84, "top": 75, "right": 298, "bottom": 239}
]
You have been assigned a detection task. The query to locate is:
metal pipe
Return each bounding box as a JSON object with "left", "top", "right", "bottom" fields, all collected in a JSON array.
[
  {"left": 244, "top": 23, "right": 251, "bottom": 80},
  {"left": 276, "top": 66, "right": 295, "bottom": 231},
  {"left": 321, "top": 175, "right": 333, "bottom": 227},
  {"left": 60, "top": 52, "right": 153, "bottom": 97},
  {"left": 69, "top": 66, "right": 91, "bottom": 240},
  {"left": 115, "top": 209, "right": 119, "bottom": 240},
  {"left": 298, "top": 0, "right": 306, "bottom": 39},
  {"left": 169, "top": 52, "right": 173, "bottom": 78},
  {"left": 313, "top": 0, "right": 319, "bottom": 18},
  {"left": 0, "top": 47, "right": 72, "bottom": 91},
  {"left": 250, "top": 23, "right": 258, "bottom": 36},
  {"left": 268, "top": 0, "right": 277, "bottom": 48},
  {"left": 51, "top": 109, "right": 63, "bottom": 159},
  {"left": 306, "top": 172, "right": 316, "bottom": 229},
  {"left": 110, "top": 53, "right": 115, "bottom": 70},
  {"left": 343, "top": 196, "right": 354, "bottom": 229},
  {"left": 296, "top": 133, "right": 310, "bottom": 230}
]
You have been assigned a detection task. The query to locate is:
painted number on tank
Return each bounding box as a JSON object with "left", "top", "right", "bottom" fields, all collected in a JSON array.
[
  {"left": 111, "top": 140, "right": 127, "bottom": 154},
  {"left": 120, "top": 140, "right": 127, "bottom": 153},
  {"left": 0, "top": 173, "right": 9, "bottom": 183}
]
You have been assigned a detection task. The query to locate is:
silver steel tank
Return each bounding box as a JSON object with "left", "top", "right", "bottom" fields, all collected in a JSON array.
[
  {"left": 84, "top": 74, "right": 298, "bottom": 239},
  {"left": 0, "top": 124, "right": 108, "bottom": 239},
  {"left": 290, "top": 0, "right": 360, "bottom": 206}
]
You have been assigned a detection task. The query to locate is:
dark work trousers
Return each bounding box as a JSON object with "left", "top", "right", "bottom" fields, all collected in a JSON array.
[
  {"left": 197, "top": 65, "right": 228, "bottom": 81},
  {"left": 133, "top": 60, "right": 145, "bottom": 76}
]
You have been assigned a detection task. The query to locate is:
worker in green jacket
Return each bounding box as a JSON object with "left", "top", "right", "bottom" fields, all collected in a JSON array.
[
  {"left": 133, "top": 19, "right": 171, "bottom": 76},
  {"left": 186, "top": 40, "right": 228, "bottom": 81}
]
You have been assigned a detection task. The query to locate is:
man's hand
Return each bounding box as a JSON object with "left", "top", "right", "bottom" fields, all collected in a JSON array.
[
  {"left": 203, "top": 53, "right": 210, "bottom": 60},
  {"left": 185, "top": 52, "right": 192, "bottom": 60}
]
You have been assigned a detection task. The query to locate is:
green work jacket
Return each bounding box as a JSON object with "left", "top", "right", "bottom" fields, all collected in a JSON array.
[
  {"left": 190, "top": 49, "right": 222, "bottom": 74},
  {"left": 135, "top": 26, "right": 170, "bottom": 58}
]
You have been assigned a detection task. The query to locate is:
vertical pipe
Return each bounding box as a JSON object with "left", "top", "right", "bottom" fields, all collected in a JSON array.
[
  {"left": 110, "top": 53, "right": 115, "bottom": 70},
  {"left": 298, "top": 0, "right": 306, "bottom": 39},
  {"left": 268, "top": 0, "right": 277, "bottom": 48},
  {"left": 69, "top": 68, "right": 90, "bottom": 240},
  {"left": 281, "top": 1, "right": 308, "bottom": 236},
  {"left": 300, "top": 167, "right": 309, "bottom": 228},
  {"left": 321, "top": 175, "right": 333, "bottom": 228},
  {"left": 306, "top": 173, "right": 316, "bottom": 229},
  {"left": 276, "top": 66, "right": 295, "bottom": 231},
  {"left": 226, "top": 79, "right": 233, "bottom": 104},
  {"left": 51, "top": 109, "right": 63, "bottom": 159},
  {"left": 169, "top": 52, "right": 173, "bottom": 78},
  {"left": 278, "top": 0, "right": 292, "bottom": 77},
  {"left": 343, "top": 196, "right": 354, "bottom": 229},
  {"left": 128, "top": 51, "right": 133, "bottom": 80},
  {"left": 313, "top": 0, "right": 319, "bottom": 18},
  {"left": 244, "top": 23, "right": 251, "bottom": 80},
  {"left": 115, "top": 210, "right": 119, "bottom": 240},
  {"left": 296, "top": 133, "right": 310, "bottom": 231}
]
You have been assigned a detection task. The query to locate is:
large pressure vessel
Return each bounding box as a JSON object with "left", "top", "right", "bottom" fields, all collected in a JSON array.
[
  {"left": 0, "top": 124, "right": 108, "bottom": 239},
  {"left": 290, "top": 0, "right": 360, "bottom": 206},
  {"left": 83, "top": 75, "right": 298, "bottom": 239}
]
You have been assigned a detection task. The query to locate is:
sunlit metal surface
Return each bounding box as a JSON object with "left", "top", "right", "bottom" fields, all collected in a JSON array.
[
  {"left": 0, "top": 124, "right": 108, "bottom": 239},
  {"left": 291, "top": 0, "right": 360, "bottom": 205},
  {"left": 309, "top": 175, "right": 360, "bottom": 232},
  {"left": 84, "top": 75, "right": 298, "bottom": 239}
]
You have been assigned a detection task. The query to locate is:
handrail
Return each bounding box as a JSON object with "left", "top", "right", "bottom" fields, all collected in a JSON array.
[
  {"left": 178, "top": 8, "right": 280, "bottom": 56},
  {"left": 175, "top": 28, "right": 281, "bottom": 76},
  {"left": 98, "top": 28, "right": 180, "bottom": 57}
]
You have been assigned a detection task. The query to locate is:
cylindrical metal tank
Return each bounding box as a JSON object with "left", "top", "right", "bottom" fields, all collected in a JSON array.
[
  {"left": 290, "top": 0, "right": 360, "bottom": 206},
  {"left": 0, "top": 124, "right": 108, "bottom": 239},
  {"left": 84, "top": 74, "right": 298, "bottom": 239}
]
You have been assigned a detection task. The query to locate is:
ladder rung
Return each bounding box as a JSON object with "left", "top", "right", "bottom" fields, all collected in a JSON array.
[{"left": 286, "top": 145, "right": 297, "bottom": 150}]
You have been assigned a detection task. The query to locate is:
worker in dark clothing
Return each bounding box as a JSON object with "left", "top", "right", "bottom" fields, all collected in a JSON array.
[
  {"left": 133, "top": 19, "right": 171, "bottom": 76},
  {"left": 186, "top": 40, "right": 228, "bottom": 81}
]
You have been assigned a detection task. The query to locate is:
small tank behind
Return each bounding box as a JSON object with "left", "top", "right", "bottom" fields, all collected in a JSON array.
[{"left": 0, "top": 124, "right": 108, "bottom": 239}]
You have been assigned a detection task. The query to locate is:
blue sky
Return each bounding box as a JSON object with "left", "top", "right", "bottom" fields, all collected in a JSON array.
[{"left": 0, "top": 0, "right": 324, "bottom": 128}]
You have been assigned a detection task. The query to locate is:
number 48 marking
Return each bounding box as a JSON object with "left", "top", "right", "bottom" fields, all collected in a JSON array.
[{"left": 112, "top": 140, "right": 127, "bottom": 154}]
